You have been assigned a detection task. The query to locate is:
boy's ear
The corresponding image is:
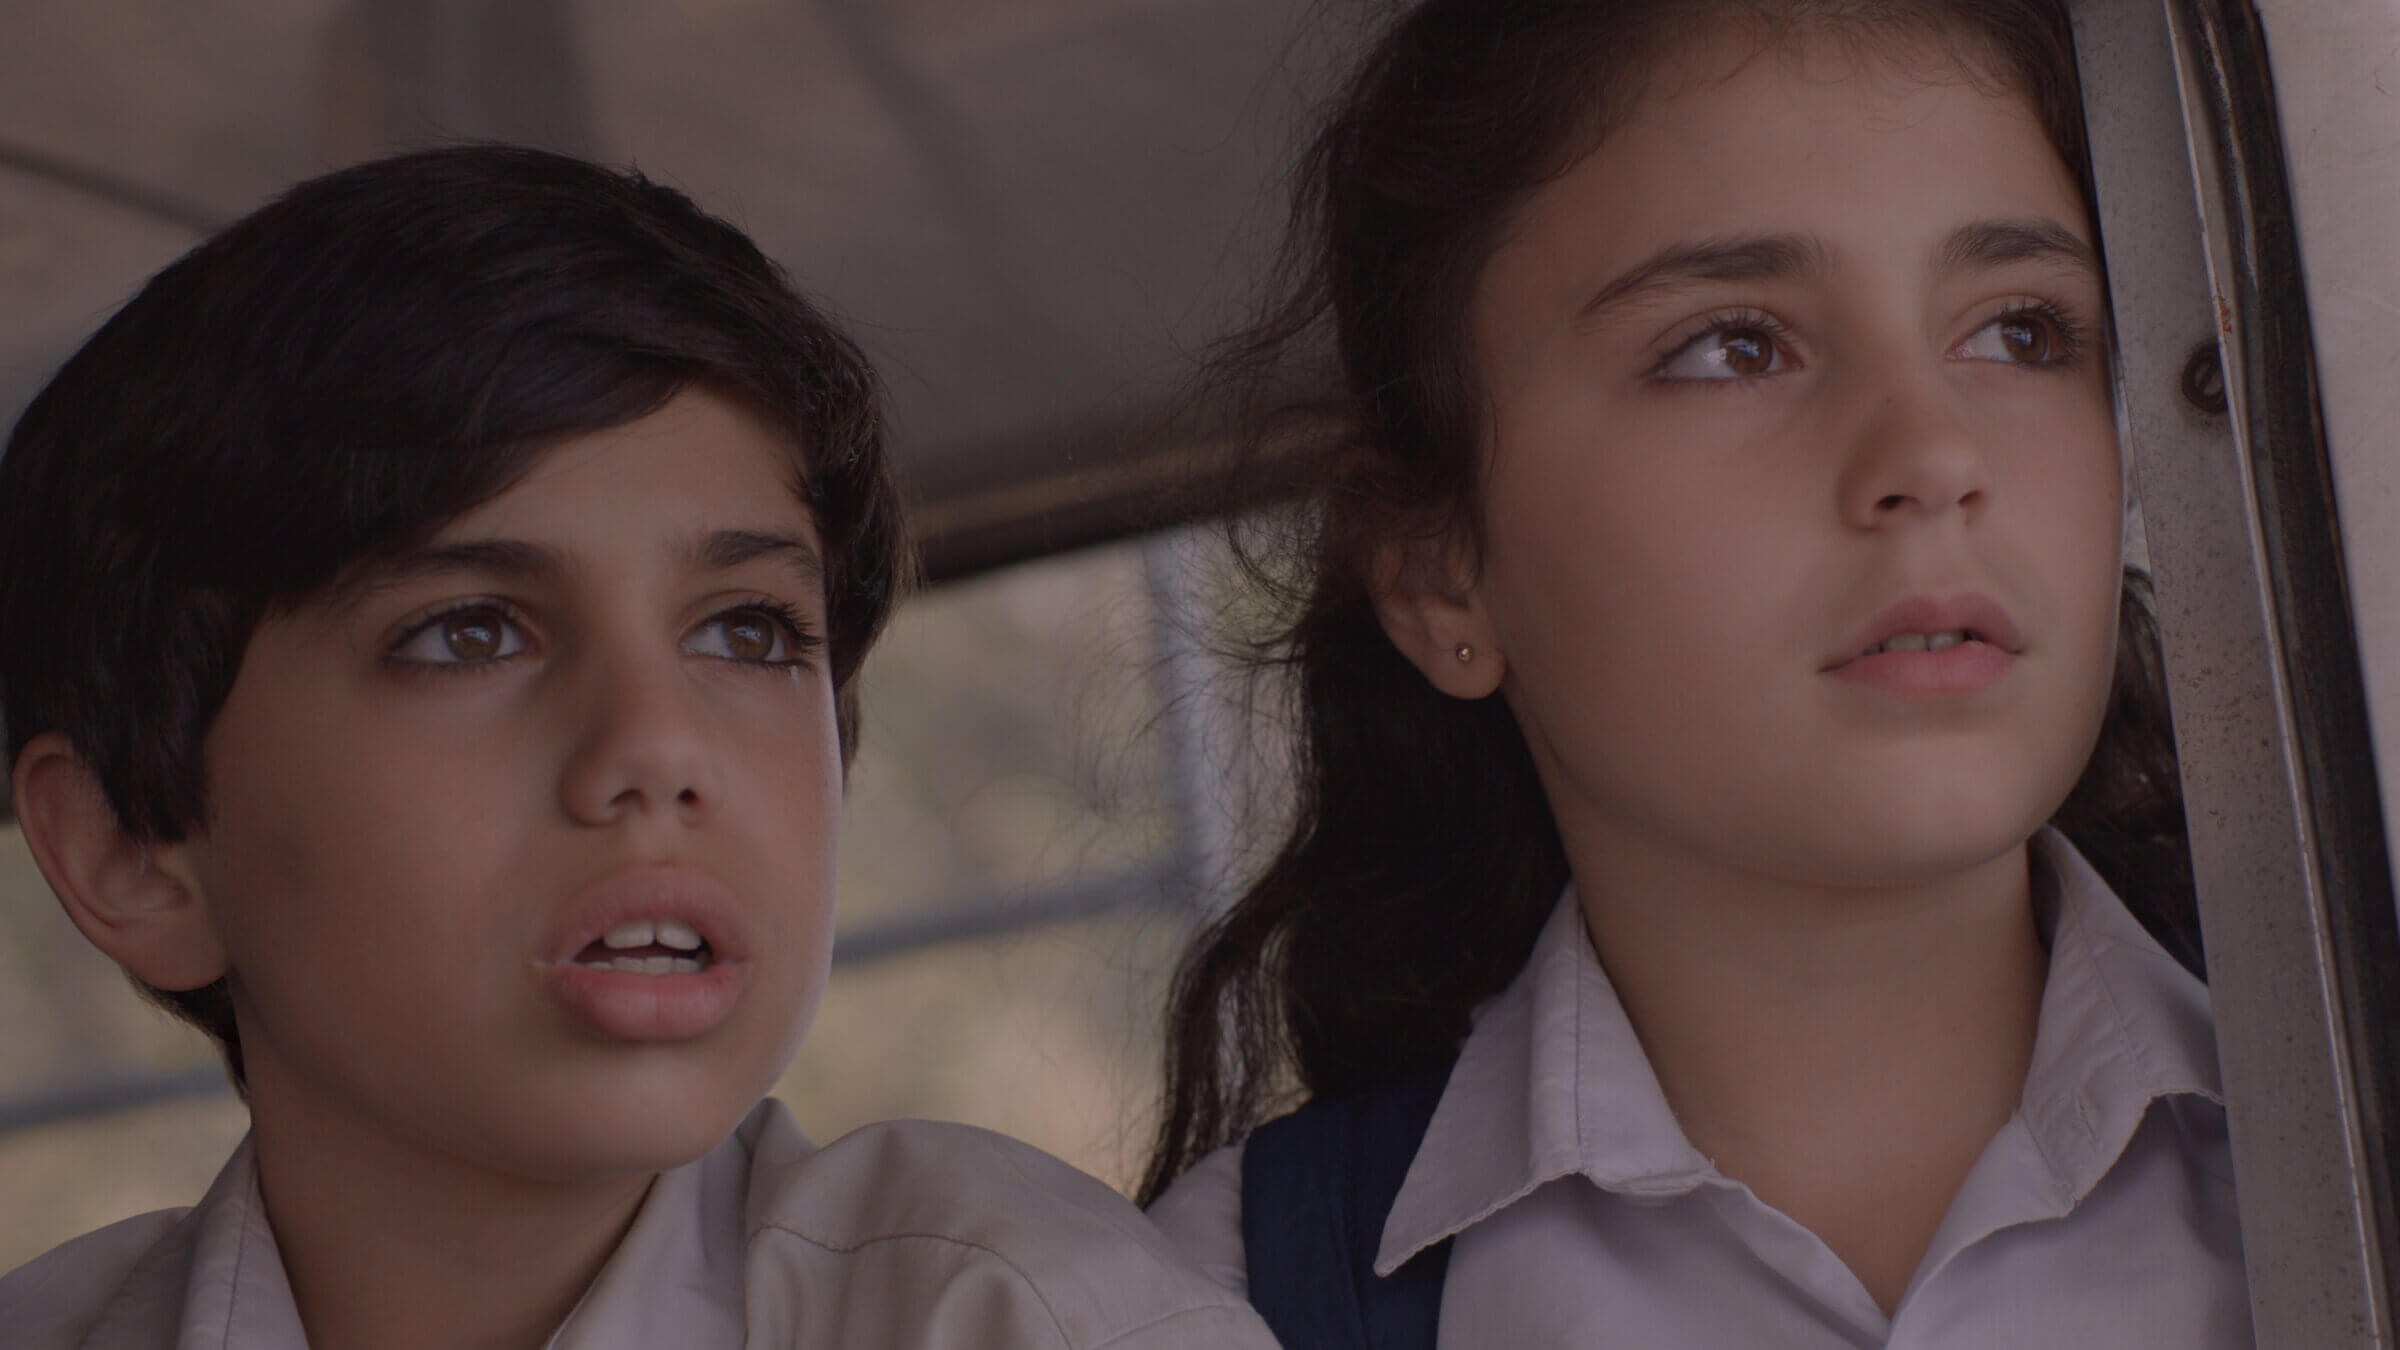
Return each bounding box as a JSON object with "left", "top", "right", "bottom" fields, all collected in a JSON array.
[
  {"left": 1366, "top": 527, "right": 1507, "bottom": 700},
  {"left": 11, "top": 733, "right": 229, "bottom": 991}
]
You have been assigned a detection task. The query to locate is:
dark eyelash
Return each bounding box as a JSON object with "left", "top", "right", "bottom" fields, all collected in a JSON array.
[
  {"left": 382, "top": 599, "right": 528, "bottom": 677},
  {"left": 1649, "top": 309, "right": 1794, "bottom": 382},
  {"left": 723, "top": 597, "right": 825, "bottom": 667},
  {"left": 1991, "top": 299, "right": 2092, "bottom": 368}
]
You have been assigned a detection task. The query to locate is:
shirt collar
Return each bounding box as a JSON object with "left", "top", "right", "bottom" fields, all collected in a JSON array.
[
  {"left": 1376, "top": 891, "right": 1708, "bottom": 1274},
  {"left": 84, "top": 1102, "right": 794, "bottom": 1350},
  {"left": 152, "top": 1136, "right": 311, "bottom": 1350},
  {"left": 1375, "top": 828, "right": 2223, "bottom": 1275},
  {"left": 2015, "top": 829, "right": 2222, "bottom": 1200},
  {"left": 546, "top": 1098, "right": 784, "bottom": 1350}
]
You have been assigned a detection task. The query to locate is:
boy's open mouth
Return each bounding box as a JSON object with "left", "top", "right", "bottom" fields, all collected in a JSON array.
[{"left": 573, "top": 918, "right": 715, "bottom": 975}]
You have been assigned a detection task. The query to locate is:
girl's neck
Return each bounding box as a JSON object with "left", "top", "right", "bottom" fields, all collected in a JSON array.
[
  {"left": 1567, "top": 829, "right": 2048, "bottom": 1314},
  {"left": 245, "top": 1079, "right": 653, "bottom": 1350}
]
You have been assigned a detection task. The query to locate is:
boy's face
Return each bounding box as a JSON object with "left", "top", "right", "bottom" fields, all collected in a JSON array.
[{"left": 171, "top": 387, "right": 842, "bottom": 1181}]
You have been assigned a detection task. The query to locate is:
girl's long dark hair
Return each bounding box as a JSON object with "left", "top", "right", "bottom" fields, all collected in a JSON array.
[{"left": 1138, "top": 0, "right": 2198, "bottom": 1204}]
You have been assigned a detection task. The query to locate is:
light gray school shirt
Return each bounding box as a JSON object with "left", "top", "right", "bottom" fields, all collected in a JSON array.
[
  {"left": 1150, "top": 830, "right": 2254, "bottom": 1348},
  {"left": 4, "top": 1097, "right": 1275, "bottom": 1349}
]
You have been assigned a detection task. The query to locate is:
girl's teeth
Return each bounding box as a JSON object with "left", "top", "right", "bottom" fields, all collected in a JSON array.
[
  {"left": 1873, "top": 629, "right": 1970, "bottom": 654},
  {"left": 598, "top": 955, "right": 704, "bottom": 975},
  {"left": 656, "top": 919, "right": 704, "bottom": 952}
]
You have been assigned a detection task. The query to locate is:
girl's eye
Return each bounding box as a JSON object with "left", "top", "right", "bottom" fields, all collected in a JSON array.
[
  {"left": 685, "top": 605, "right": 813, "bottom": 666},
  {"left": 391, "top": 606, "right": 526, "bottom": 666},
  {"left": 1954, "top": 307, "right": 2078, "bottom": 366},
  {"left": 1654, "top": 321, "right": 1790, "bottom": 382}
]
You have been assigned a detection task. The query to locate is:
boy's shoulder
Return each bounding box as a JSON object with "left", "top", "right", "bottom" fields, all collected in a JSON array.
[
  {"left": 0, "top": 1107, "right": 1277, "bottom": 1350},
  {"left": 0, "top": 1206, "right": 196, "bottom": 1350},
  {"left": 735, "top": 1104, "right": 1274, "bottom": 1348}
]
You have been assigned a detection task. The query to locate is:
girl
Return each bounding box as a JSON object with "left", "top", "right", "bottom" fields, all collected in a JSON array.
[{"left": 1141, "top": 1, "right": 2245, "bottom": 1345}]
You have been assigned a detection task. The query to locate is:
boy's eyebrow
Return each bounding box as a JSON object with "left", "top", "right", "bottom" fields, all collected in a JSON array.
[
  {"left": 335, "top": 539, "right": 566, "bottom": 606},
  {"left": 690, "top": 529, "right": 825, "bottom": 589},
  {"left": 1579, "top": 232, "right": 1830, "bottom": 323},
  {"left": 331, "top": 530, "right": 823, "bottom": 609},
  {"left": 1937, "top": 217, "right": 2102, "bottom": 278}
]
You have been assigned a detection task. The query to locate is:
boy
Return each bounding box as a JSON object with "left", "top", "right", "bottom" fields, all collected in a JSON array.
[{"left": 0, "top": 145, "right": 1271, "bottom": 1349}]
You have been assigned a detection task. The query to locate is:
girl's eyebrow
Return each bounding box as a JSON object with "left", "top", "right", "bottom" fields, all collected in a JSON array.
[
  {"left": 1580, "top": 232, "right": 1830, "bottom": 324},
  {"left": 1578, "top": 217, "right": 2101, "bottom": 328},
  {"left": 1937, "top": 217, "right": 2101, "bottom": 278}
]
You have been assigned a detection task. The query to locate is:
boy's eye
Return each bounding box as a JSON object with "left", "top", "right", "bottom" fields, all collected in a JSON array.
[
  {"left": 392, "top": 606, "right": 526, "bottom": 665},
  {"left": 685, "top": 605, "right": 810, "bottom": 665},
  {"left": 1655, "top": 321, "right": 1789, "bottom": 382}
]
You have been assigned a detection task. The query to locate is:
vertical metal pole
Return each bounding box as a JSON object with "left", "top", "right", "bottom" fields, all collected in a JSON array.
[
  {"left": 353, "top": 0, "right": 603, "bottom": 157},
  {"left": 2073, "top": 0, "right": 2400, "bottom": 1341},
  {"left": 1142, "top": 529, "right": 1236, "bottom": 918}
]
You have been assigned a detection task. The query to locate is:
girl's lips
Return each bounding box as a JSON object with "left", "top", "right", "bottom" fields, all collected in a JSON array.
[
  {"left": 1822, "top": 591, "right": 2022, "bottom": 696},
  {"left": 535, "top": 864, "right": 752, "bottom": 1043},
  {"left": 1830, "top": 640, "right": 2016, "bottom": 695},
  {"left": 1826, "top": 593, "right": 2023, "bottom": 663}
]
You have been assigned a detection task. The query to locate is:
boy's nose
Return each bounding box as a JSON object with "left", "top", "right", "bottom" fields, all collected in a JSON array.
[
  {"left": 556, "top": 660, "right": 722, "bottom": 827},
  {"left": 1835, "top": 372, "right": 1992, "bottom": 531}
]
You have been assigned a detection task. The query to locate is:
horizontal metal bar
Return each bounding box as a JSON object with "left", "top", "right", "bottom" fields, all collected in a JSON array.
[
  {"left": 828, "top": 861, "right": 1178, "bottom": 966},
  {"left": 0, "top": 864, "right": 1185, "bottom": 1137},
  {"left": 0, "top": 137, "right": 224, "bottom": 234},
  {"left": 0, "top": 1065, "right": 231, "bottom": 1135}
]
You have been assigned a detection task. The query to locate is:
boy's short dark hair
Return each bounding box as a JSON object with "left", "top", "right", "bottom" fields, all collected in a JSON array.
[{"left": 0, "top": 144, "right": 912, "bottom": 1082}]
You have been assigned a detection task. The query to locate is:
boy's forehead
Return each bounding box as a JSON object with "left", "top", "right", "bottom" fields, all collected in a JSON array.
[
  {"left": 330, "top": 390, "right": 825, "bottom": 603},
  {"left": 337, "top": 526, "right": 825, "bottom": 601}
]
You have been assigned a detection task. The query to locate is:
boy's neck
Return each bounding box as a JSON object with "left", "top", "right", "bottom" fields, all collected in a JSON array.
[
  {"left": 1565, "top": 828, "right": 2047, "bottom": 1316},
  {"left": 244, "top": 1068, "right": 657, "bottom": 1350}
]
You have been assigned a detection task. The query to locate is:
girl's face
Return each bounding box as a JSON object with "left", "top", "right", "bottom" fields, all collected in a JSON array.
[{"left": 1399, "top": 30, "right": 2122, "bottom": 890}]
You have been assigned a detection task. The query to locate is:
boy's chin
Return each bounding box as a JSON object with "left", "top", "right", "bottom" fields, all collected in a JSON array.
[{"left": 410, "top": 1055, "right": 792, "bottom": 1187}]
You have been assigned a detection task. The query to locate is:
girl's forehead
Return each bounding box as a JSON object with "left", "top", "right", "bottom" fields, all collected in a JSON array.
[
  {"left": 1588, "top": 15, "right": 2064, "bottom": 187},
  {"left": 1495, "top": 34, "right": 2080, "bottom": 285}
]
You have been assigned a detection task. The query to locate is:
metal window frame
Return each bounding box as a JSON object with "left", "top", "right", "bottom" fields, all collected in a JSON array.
[{"left": 2076, "top": 0, "right": 2400, "bottom": 1343}]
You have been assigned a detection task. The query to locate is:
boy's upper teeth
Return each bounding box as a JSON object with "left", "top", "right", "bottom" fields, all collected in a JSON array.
[
  {"left": 1872, "top": 629, "right": 1971, "bottom": 654},
  {"left": 600, "top": 918, "right": 707, "bottom": 951},
  {"left": 601, "top": 920, "right": 655, "bottom": 950}
]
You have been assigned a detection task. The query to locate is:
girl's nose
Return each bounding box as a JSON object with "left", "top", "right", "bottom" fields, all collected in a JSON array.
[
  {"left": 1835, "top": 372, "right": 1993, "bottom": 531},
  {"left": 556, "top": 658, "right": 722, "bottom": 827}
]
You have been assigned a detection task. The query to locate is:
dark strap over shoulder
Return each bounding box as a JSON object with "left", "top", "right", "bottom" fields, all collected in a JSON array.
[{"left": 1239, "top": 1058, "right": 1459, "bottom": 1350}]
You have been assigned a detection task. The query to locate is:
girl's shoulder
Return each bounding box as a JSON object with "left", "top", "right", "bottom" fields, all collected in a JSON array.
[{"left": 1144, "top": 1141, "right": 1250, "bottom": 1295}]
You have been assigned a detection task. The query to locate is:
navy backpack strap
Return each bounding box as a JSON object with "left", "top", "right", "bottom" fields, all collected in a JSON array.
[{"left": 1239, "top": 1058, "right": 1459, "bottom": 1350}]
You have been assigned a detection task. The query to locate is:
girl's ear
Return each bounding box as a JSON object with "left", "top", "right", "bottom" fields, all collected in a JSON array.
[
  {"left": 11, "top": 733, "right": 230, "bottom": 992},
  {"left": 1367, "top": 528, "right": 1507, "bottom": 700}
]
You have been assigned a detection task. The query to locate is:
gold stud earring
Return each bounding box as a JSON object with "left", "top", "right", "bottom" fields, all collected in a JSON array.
[{"left": 1454, "top": 643, "right": 1475, "bottom": 663}]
